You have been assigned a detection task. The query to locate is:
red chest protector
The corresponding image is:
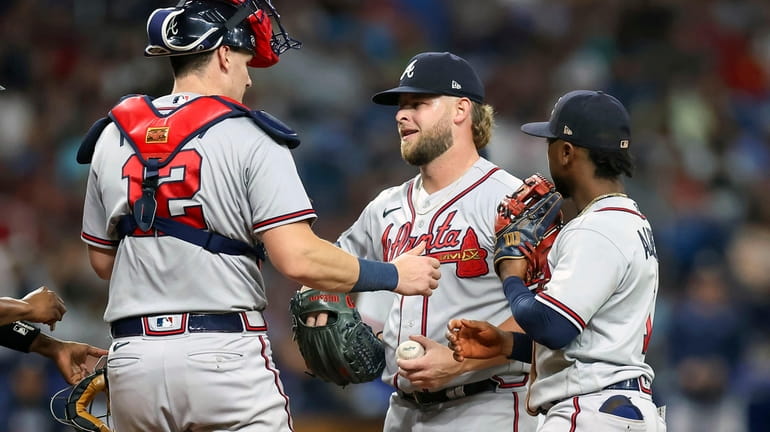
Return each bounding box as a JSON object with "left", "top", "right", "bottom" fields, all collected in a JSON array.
[{"left": 78, "top": 94, "right": 300, "bottom": 262}]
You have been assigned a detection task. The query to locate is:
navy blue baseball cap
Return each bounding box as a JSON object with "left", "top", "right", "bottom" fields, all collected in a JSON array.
[
  {"left": 521, "top": 90, "right": 631, "bottom": 151},
  {"left": 372, "top": 52, "right": 484, "bottom": 105}
]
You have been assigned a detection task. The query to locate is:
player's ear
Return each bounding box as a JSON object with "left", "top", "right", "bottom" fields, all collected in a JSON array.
[
  {"left": 453, "top": 97, "right": 472, "bottom": 124},
  {"left": 216, "top": 45, "right": 231, "bottom": 72}
]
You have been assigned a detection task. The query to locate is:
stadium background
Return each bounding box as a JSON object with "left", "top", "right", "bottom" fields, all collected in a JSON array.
[{"left": 0, "top": 0, "right": 769, "bottom": 431}]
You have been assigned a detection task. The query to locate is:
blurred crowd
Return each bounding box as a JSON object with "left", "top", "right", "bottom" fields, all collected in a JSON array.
[{"left": 1, "top": 0, "right": 769, "bottom": 430}]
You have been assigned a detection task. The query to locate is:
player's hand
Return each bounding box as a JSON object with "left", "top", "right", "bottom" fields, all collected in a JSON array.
[
  {"left": 392, "top": 242, "right": 441, "bottom": 296},
  {"left": 397, "top": 335, "right": 463, "bottom": 390},
  {"left": 21, "top": 286, "right": 67, "bottom": 330},
  {"left": 446, "top": 319, "right": 510, "bottom": 361},
  {"left": 29, "top": 334, "right": 109, "bottom": 385}
]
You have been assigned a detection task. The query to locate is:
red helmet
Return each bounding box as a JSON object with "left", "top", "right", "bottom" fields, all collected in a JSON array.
[{"left": 145, "top": 0, "right": 301, "bottom": 68}]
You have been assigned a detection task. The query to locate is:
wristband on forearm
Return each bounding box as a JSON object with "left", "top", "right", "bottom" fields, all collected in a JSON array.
[
  {"left": 507, "top": 332, "right": 533, "bottom": 362},
  {"left": 350, "top": 258, "right": 398, "bottom": 292},
  {"left": 0, "top": 321, "right": 41, "bottom": 353}
]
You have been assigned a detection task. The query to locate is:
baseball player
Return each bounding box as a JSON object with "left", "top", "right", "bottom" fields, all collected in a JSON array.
[
  {"left": 78, "top": 2, "right": 440, "bottom": 431},
  {"left": 332, "top": 52, "right": 537, "bottom": 431},
  {"left": 448, "top": 90, "right": 667, "bottom": 431}
]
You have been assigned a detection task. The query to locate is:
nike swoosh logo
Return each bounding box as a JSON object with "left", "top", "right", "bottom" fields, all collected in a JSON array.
[
  {"left": 382, "top": 207, "right": 402, "bottom": 218},
  {"left": 113, "top": 341, "right": 130, "bottom": 352}
]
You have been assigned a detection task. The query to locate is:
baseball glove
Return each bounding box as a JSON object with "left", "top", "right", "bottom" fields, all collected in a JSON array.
[
  {"left": 290, "top": 288, "right": 385, "bottom": 386},
  {"left": 494, "top": 173, "right": 564, "bottom": 287}
]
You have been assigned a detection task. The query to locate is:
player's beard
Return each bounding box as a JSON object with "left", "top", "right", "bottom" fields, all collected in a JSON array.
[
  {"left": 552, "top": 175, "right": 573, "bottom": 199},
  {"left": 401, "top": 118, "right": 452, "bottom": 166}
]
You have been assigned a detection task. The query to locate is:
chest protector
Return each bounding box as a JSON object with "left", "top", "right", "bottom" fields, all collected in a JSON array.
[{"left": 78, "top": 94, "right": 301, "bottom": 262}]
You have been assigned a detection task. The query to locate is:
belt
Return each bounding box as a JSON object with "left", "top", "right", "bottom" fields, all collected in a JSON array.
[
  {"left": 111, "top": 311, "right": 267, "bottom": 338},
  {"left": 398, "top": 379, "right": 498, "bottom": 407},
  {"left": 604, "top": 378, "right": 640, "bottom": 391}
]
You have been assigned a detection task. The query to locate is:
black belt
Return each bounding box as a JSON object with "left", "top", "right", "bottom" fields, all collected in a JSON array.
[
  {"left": 398, "top": 379, "right": 498, "bottom": 407},
  {"left": 111, "top": 312, "right": 266, "bottom": 338}
]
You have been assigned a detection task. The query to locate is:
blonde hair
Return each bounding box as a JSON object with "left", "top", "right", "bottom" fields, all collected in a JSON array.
[{"left": 471, "top": 102, "right": 495, "bottom": 150}]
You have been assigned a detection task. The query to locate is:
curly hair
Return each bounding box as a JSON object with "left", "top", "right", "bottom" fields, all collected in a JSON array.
[
  {"left": 588, "top": 147, "right": 635, "bottom": 179},
  {"left": 471, "top": 102, "right": 495, "bottom": 150}
]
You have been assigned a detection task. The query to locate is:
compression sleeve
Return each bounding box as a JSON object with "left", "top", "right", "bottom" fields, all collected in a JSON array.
[{"left": 503, "top": 276, "right": 579, "bottom": 349}]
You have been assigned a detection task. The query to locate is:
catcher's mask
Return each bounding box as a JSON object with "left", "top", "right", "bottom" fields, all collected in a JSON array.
[
  {"left": 50, "top": 360, "right": 112, "bottom": 432},
  {"left": 145, "top": 0, "right": 301, "bottom": 68}
]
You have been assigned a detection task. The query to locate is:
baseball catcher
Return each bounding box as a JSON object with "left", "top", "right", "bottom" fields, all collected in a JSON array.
[
  {"left": 290, "top": 288, "right": 385, "bottom": 386},
  {"left": 494, "top": 173, "right": 564, "bottom": 288},
  {"left": 50, "top": 367, "right": 111, "bottom": 432}
]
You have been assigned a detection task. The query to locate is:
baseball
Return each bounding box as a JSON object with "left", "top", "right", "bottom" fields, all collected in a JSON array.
[{"left": 396, "top": 340, "right": 425, "bottom": 360}]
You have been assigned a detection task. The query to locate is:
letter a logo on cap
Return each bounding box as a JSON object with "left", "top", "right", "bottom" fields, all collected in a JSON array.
[{"left": 400, "top": 59, "right": 417, "bottom": 80}]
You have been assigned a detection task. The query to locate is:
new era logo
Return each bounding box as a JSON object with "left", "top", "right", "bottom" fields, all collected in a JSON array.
[
  {"left": 620, "top": 139, "right": 629, "bottom": 148},
  {"left": 563, "top": 125, "right": 573, "bottom": 136},
  {"left": 451, "top": 80, "right": 462, "bottom": 90}
]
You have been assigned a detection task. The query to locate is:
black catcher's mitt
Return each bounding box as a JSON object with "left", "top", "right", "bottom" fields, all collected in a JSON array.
[
  {"left": 494, "top": 173, "right": 564, "bottom": 287},
  {"left": 290, "top": 289, "right": 385, "bottom": 386}
]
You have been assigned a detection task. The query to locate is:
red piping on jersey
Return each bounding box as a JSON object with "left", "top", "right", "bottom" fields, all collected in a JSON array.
[
  {"left": 595, "top": 207, "right": 646, "bottom": 219},
  {"left": 425, "top": 167, "right": 500, "bottom": 252},
  {"left": 81, "top": 232, "right": 119, "bottom": 247},
  {"left": 260, "top": 334, "right": 294, "bottom": 431},
  {"left": 538, "top": 293, "right": 587, "bottom": 329},
  {"left": 513, "top": 391, "right": 520, "bottom": 432},
  {"left": 417, "top": 167, "right": 500, "bottom": 336},
  {"left": 252, "top": 209, "right": 316, "bottom": 230},
  {"left": 491, "top": 374, "right": 529, "bottom": 388},
  {"left": 569, "top": 397, "right": 581, "bottom": 432},
  {"left": 393, "top": 182, "right": 417, "bottom": 392}
]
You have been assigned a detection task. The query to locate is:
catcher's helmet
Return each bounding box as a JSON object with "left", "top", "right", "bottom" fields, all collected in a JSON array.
[{"left": 145, "top": 0, "right": 301, "bottom": 68}]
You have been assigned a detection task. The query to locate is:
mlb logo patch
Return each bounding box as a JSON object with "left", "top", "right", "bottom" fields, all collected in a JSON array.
[
  {"left": 156, "top": 316, "right": 174, "bottom": 329},
  {"left": 146, "top": 314, "right": 185, "bottom": 333}
]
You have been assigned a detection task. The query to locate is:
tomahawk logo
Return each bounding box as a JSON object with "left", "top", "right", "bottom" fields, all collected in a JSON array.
[{"left": 400, "top": 59, "right": 417, "bottom": 80}]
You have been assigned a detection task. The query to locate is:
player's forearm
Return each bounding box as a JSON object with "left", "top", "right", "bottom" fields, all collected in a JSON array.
[
  {"left": 264, "top": 222, "right": 400, "bottom": 293},
  {"left": 281, "top": 237, "right": 359, "bottom": 292},
  {"left": 0, "top": 298, "right": 38, "bottom": 326},
  {"left": 28, "top": 332, "right": 62, "bottom": 359}
]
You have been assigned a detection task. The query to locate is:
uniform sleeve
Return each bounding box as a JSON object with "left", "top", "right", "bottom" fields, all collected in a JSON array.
[
  {"left": 81, "top": 164, "right": 118, "bottom": 248},
  {"left": 536, "top": 227, "right": 627, "bottom": 330},
  {"left": 335, "top": 201, "right": 379, "bottom": 260},
  {"left": 247, "top": 141, "right": 317, "bottom": 233}
]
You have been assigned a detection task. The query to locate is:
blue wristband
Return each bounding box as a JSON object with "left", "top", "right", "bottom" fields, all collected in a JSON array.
[
  {"left": 351, "top": 258, "right": 399, "bottom": 292},
  {"left": 507, "top": 332, "right": 533, "bottom": 362}
]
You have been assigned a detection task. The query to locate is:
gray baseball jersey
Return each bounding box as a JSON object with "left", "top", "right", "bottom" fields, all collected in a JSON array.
[
  {"left": 81, "top": 93, "right": 316, "bottom": 321},
  {"left": 339, "top": 158, "right": 531, "bottom": 393},
  {"left": 528, "top": 194, "right": 658, "bottom": 413}
]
